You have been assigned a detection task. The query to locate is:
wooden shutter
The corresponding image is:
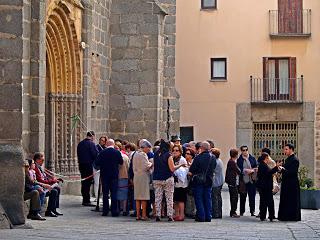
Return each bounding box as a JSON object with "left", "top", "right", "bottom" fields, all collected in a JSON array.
[
  {"left": 263, "top": 57, "right": 269, "bottom": 100},
  {"left": 289, "top": 57, "right": 297, "bottom": 100},
  {"left": 278, "top": 0, "right": 303, "bottom": 34}
]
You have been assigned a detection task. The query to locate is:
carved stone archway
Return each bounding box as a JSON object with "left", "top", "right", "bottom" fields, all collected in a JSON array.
[{"left": 45, "top": 0, "right": 83, "bottom": 176}]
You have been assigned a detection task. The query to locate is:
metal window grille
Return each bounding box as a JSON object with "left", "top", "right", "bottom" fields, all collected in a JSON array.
[{"left": 253, "top": 122, "right": 298, "bottom": 161}]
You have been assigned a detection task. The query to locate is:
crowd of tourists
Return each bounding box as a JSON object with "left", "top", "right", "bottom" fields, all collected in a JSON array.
[
  {"left": 76, "top": 132, "right": 301, "bottom": 222},
  {"left": 23, "top": 131, "right": 301, "bottom": 223}
]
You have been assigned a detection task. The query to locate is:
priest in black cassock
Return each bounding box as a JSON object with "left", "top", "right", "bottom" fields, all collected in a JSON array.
[{"left": 278, "top": 143, "right": 301, "bottom": 221}]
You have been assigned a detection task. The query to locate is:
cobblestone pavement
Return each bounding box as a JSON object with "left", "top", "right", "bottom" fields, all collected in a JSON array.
[{"left": 1, "top": 188, "right": 320, "bottom": 240}]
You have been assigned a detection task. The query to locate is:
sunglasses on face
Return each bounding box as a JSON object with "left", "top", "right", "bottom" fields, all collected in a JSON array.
[
  {"left": 173, "top": 149, "right": 180, "bottom": 152},
  {"left": 185, "top": 152, "right": 191, "bottom": 155},
  {"left": 241, "top": 149, "right": 248, "bottom": 152}
]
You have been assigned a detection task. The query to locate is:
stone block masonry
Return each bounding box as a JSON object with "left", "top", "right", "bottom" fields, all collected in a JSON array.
[
  {"left": 109, "top": 0, "right": 179, "bottom": 143},
  {"left": 0, "top": 1, "right": 26, "bottom": 225},
  {"left": 314, "top": 102, "right": 320, "bottom": 188},
  {"left": 0, "top": 0, "right": 180, "bottom": 225},
  {"left": 82, "top": 0, "right": 112, "bottom": 138}
]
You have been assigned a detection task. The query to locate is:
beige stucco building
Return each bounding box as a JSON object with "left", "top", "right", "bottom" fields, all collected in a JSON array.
[{"left": 176, "top": 0, "right": 320, "bottom": 187}]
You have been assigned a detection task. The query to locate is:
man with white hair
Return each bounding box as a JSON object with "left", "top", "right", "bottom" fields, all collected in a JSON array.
[
  {"left": 95, "top": 138, "right": 123, "bottom": 217},
  {"left": 189, "top": 141, "right": 217, "bottom": 222}
]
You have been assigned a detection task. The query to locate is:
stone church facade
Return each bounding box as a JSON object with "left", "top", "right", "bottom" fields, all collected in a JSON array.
[{"left": 0, "top": 0, "right": 179, "bottom": 225}]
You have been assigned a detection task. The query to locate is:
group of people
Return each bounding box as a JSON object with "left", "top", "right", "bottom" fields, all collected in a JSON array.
[
  {"left": 76, "top": 131, "right": 301, "bottom": 222},
  {"left": 24, "top": 153, "right": 63, "bottom": 221},
  {"left": 225, "top": 144, "right": 301, "bottom": 222}
]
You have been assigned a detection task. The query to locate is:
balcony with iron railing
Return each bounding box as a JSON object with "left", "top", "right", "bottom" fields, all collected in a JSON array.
[
  {"left": 269, "top": 9, "right": 311, "bottom": 37},
  {"left": 250, "top": 76, "right": 303, "bottom": 104}
]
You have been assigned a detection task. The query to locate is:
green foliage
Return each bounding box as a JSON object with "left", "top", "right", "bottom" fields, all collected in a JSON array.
[
  {"left": 300, "top": 186, "right": 319, "bottom": 191},
  {"left": 298, "top": 165, "right": 318, "bottom": 190}
]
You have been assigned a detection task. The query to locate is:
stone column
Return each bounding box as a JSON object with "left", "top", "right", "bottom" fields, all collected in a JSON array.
[
  {"left": 236, "top": 103, "right": 253, "bottom": 151},
  {"left": 29, "top": 0, "right": 46, "bottom": 154},
  {"left": 0, "top": 0, "right": 27, "bottom": 225},
  {"left": 48, "top": 94, "right": 56, "bottom": 172},
  {"left": 158, "top": 0, "right": 180, "bottom": 139},
  {"left": 109, "top": 0, "right": 179, "bottom": 143},
  {"left": 314, "top": 102, "right": 320, "bottom": 188}
]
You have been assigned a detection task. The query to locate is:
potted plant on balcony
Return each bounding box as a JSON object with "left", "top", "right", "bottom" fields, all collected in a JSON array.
[{"left": 298, "top": 165, "right": 320, "bottom": 210}]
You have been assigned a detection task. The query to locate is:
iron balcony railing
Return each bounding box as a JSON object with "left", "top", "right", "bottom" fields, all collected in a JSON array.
[
  {"left": 250, "top": 76, "right": 303, "bottom": 103},
  {"left": 269, "top": 9, "right": 311, "bottom": 37}
]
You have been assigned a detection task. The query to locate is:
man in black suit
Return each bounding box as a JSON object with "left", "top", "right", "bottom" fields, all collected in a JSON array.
[
  {"left": 95, "top": 139, "right": 123, "bottom": 217},
  {"left": 77, "top": 131, "right": 98, "bottom": 206},
  {"left": 256, "top": 152, "right": 278, "bottom": 221}
]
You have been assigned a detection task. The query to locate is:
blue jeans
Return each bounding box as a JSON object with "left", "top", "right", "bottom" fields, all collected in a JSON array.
[
  {"left": 193, "top": 185, "right": 212, "bottom": 221},
  {"left": 102, "top": 177, "right": 119, "bottom": 216},
  {"left": 33, "top": 185, "right": 45, "bottom": 206}
]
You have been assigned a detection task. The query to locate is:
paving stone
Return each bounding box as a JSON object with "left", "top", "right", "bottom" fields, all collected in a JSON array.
[{"left": 1, "top": 189, "right": 319, "bottom": 240}]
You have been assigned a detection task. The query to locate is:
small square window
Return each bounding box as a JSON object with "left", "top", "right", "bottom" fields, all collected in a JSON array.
[
  {"left": 201, "top": 0, "right": 217, "bottom": 9},
  {"left": 180, "top": 126, "right": 194, "bottom": 144},
  {"left": 211, "top": 58, "right": 227, "bottom": 80}
]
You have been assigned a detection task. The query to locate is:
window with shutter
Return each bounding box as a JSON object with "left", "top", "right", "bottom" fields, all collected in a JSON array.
[
  {"left": 278, "top": 0, "right": 303, "bottom": 34},
  {"left": 262, "top": 57, "right": 296, "bottom": 101}
]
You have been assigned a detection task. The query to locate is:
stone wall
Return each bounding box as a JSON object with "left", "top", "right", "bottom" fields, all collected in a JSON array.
[
  {"left": 0, "top": 0, "right": 26, "bottom": 225},
  {"left": 0, "top": 0, "right": 180, "bottom": 223},
  {"left": 82, "top": 0, "right": 111, "bottom": 137},
  {"left": 157, "top": 0, "right": 179, "bottom": 140},
  {"left": 28, "top": 0, "right": 46, "bottom": 155},
  {"left": 236, "top": 102, "right": 317, "bottom": 185},
  {"left": 314, "top": 102, "right": 320, "bottom": 188},
  {"left": 109, "top": 0, "right": 179, "bottom": 143}
]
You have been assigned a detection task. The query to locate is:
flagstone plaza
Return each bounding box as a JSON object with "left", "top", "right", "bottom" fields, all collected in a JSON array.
[{"left": 2, "top": 189, "right": 319, "bottom": 240}]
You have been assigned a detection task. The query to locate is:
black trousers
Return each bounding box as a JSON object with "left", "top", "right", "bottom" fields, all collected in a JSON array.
[
  {"left": 102, "top": 177, "right": 119, "bottom": 216},
  {"left": 212, "top": 185, "right": 223, "bottom": 218},
  {"left": 79, "top": 162, "right": 93, "bottom": 203},
  {"left": 46, "top": 187, "right": 60, "bottom": 212},
  {"left": 228, "top": 185, "right": 238, "bottom": 216},
  {"left": 259, "top": 188, "right": 275, "bottom": 220},
  {"left": 240, "top": 182, "right": 256, "bottom": 214}
]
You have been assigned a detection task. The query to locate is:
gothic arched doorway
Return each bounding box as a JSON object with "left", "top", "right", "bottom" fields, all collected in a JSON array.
[{"left": 45, "top": 1, "right": 83, "bottom": 176}]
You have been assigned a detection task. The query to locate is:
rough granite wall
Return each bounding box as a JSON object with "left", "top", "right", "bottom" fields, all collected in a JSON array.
[
  {"left": 314, "top": 103, "right": 320, "bottom": 188},
  {"left": 0, "top": 0, "right": 180, "bottom": 224},
  {"left": 157, "top": 0, "right": 179, "bottom": 140},
  {"left": 28, "top": 0, "right": 46, "bottom": 155},
  {"left": 109, "top": 0, "right": 179, "bottom": 143},
  {"left": 0, "top": 0, "right": 27, "bottom": 225},
  {"left": 82, "top": 0, "right": 111, "bottom": 137}
]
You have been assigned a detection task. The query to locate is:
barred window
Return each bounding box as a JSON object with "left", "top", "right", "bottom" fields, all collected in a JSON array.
[{"left": 253, "top": 122, "right": 297, "bottom": 161}]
